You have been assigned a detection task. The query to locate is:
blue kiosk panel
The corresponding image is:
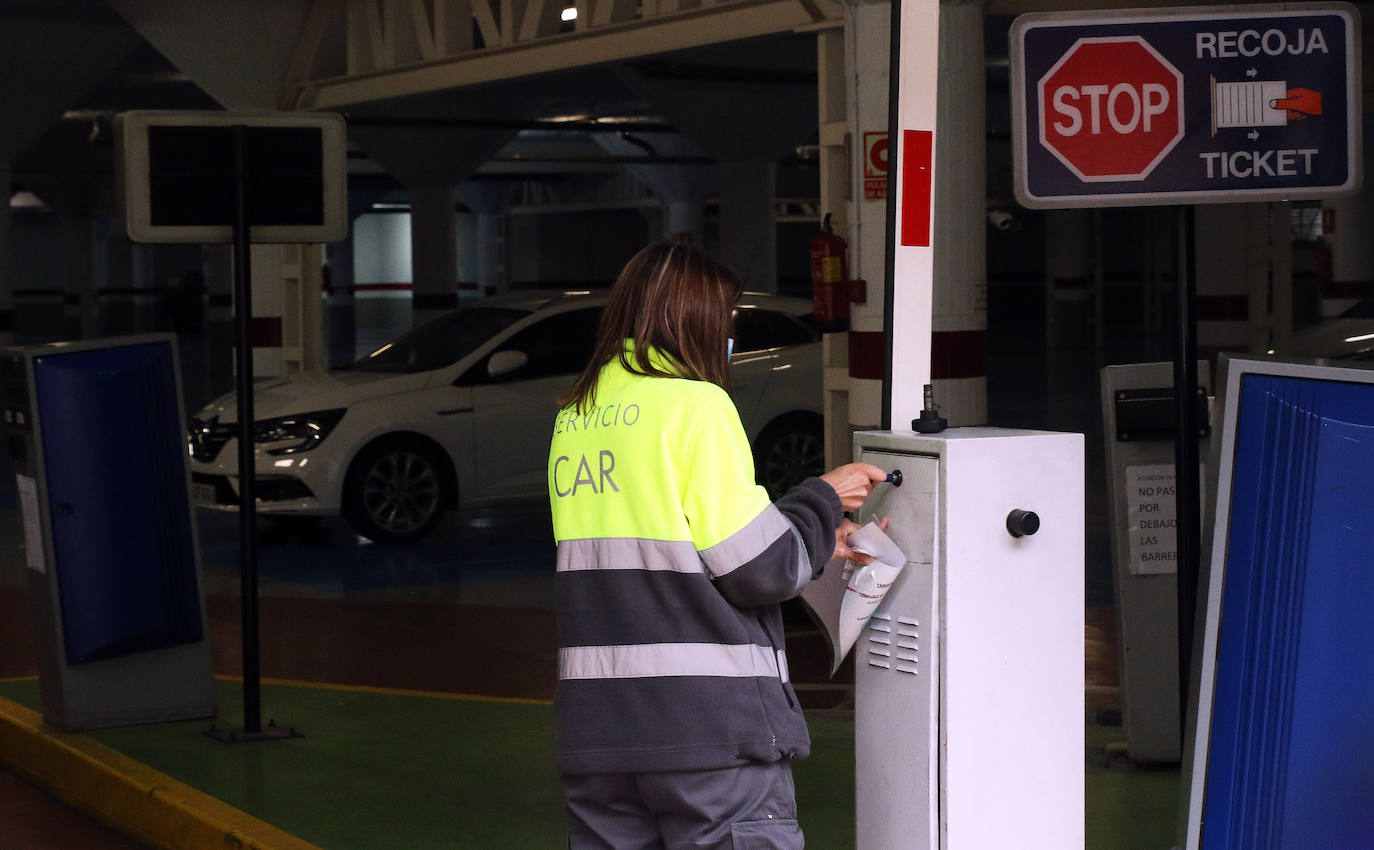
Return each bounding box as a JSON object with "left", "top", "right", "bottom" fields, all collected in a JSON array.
[
  {"left": 33, "top": 342, "right": 203, "bottom": 664},
  {"left": 1203, "top": 374, "right": 1374, "bottom": 848}
]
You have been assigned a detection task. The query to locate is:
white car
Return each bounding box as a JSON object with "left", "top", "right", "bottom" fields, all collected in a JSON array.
[
  {"left": 1282, "top": 296, "right": 1374, "bottom": 361},
  {"left": 188, "top": 291, "right": 825, "bottom": 542}
]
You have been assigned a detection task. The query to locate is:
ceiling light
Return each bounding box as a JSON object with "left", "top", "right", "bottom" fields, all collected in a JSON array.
[
  {"left": 561, "top": 6, "right": 577, "bottom": 21},
  {"left": 1344, "top": 332, "right": 1374, "bottom": 343},
  {"left": 9, "top": 191, "right": 45, "bottom": 209}
]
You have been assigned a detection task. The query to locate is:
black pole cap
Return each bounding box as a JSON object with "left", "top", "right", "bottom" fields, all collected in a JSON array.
[
  {"left": 1007, "top": 509, "right": 1040, "bottom": 538},
  {"left": 912, "top": 383, "right": 947, "bottom": 433}
]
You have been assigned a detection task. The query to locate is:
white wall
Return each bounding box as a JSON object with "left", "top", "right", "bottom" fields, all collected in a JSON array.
[
  {"left": 353, "top": 212, "right": 413, "bottom": 284},
  {"left": 352, "top": 212, "right": 413, "bottom": 336}
]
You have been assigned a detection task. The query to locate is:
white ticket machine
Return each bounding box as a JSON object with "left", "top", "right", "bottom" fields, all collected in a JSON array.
[{"left": 852, "top": 428, "right": 1084, "bottom": 849}]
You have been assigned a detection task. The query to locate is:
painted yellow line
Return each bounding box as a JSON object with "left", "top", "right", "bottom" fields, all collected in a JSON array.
[
  {"left": 4, "top": 673, "right": 550, "bottom": 704},
  {"left": 0, "top": 697, "right": 321, "bottom": 850},
  {"left": 213, "top": 673, "right": 552, "bottom": 705}
]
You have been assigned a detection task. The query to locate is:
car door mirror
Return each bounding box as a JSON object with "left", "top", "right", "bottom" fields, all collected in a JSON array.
[{"left": 487, "top": 350, "right": 529, "bottom": 379}]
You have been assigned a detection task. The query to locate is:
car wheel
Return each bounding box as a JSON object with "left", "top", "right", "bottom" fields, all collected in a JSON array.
[
  {"left": 754, "top": 416, "right": 825, "bottom": 500},
  {"left": 343, "top": 439, "right": 447, "bottom": 543}
]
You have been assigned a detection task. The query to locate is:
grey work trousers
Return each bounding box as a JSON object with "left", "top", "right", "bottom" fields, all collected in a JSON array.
[{"left": 562, "top": 759, "right": 804, "bottom": 849}]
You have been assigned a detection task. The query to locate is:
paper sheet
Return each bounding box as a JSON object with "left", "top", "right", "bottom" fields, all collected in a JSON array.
[
  {"left": 800, "top": 521, "right": 907, "bottom": 675},
  {"left": 15, "top": 474, "right": 45, "bottom": 573}
]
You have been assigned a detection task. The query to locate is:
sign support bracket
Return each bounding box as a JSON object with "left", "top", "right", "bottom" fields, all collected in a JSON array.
[{"left": 1173, "top": 203, "right": 1201, "bottom": 748}]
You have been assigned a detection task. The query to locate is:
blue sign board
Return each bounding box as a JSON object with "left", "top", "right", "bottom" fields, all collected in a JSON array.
[{"left": 1011, "top": 3, "right": 1361, "bottom": 208}]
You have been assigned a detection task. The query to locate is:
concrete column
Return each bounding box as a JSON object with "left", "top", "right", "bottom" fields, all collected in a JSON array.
[
  {"left": 352, "top": 116, "right": 525, "bottom": 311},
  {"left": 845, "top": 0, "right": 893, "bottom": 431},
  {"left": 617, "top": 57, "right": 815, "bottom": 278},
  {"left": 664, "top": 201, "right": 705, "bottom": 244},
  {"left": 930, "top": 0, "right": 986, "bottom": 426},
  {"left": 474, "top": 214, "right": 505, "bottom": 295},
  {"left": 0, "top": 163, "right": 11, "bottom": 349},
  {"left": 1193, "top": 204, "right": 1292, "bottom": 356},
  {"left": 98, "top": 229, "right": 137, "bottom": 337},
  {"left": 593, "top": 133, "right": 713, "bottom": 245},
  {"left": 817, "top": 23, "right": 852, "bottom": 467},
  {"left": 410, "top": 185, "right": 460, "bottom": 326},
  {"left": 93, "top": 220, "right": 123, "bottom": 336},
  {"left": 27, "top": 180, "right": 98, "bottom": 342},
  {"left": 203, "top": 244, "right": 234, "bottom": 400},
  {"left": 275, "top": 242, "right": 324, "bottom": 374},
  {"left": 90, "top": 218, "right": 111, "bottom": 336},
  {"left": 130, "top": 243, "right": 161, "bottom": 334},
  {"left": 246, "top": 244, "right": 287, "bottom": 377},
  {"left": 1045, "top": 209, "right": 1092, "bottom": 350},
  {"left": 172, "top": 259, "right": 211, "bottom": 415},
  {"left": 459, "top": 182, "right": 513, "bottom": 296},
  {"left": 60, "top": 216, "right": 96, "bottom": 341},
  {"left": 325, "top": 232, "right": 357, "bottom": 367},
  {"left": 1193, "top": 205, "right": 1256, "bottom": 354},
  {"left": 1321, "top": 184, "right": 1374, "bottom": 317},
  {"left": 719, "top": 161, "right": 777, "bottom": 292}
]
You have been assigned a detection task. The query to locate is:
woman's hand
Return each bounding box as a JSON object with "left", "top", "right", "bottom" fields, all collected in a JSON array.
[
  {"left": 833, "top": 518, "right": 869, "bottom": 564},
  {"left": 833, "top": 516, "right": 890, "bottom": 566},
  {"left": 819, "top": 462, "right": 889, "bottom": 512}
]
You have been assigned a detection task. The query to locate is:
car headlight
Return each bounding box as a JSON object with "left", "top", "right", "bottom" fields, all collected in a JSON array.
[{"left": 254, "top": 409, "right": 346, "bottom": 456}]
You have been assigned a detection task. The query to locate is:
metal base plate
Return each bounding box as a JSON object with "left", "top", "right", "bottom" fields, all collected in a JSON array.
[{"left": 204, "top": 722, "right": 303, "bottom": 744}]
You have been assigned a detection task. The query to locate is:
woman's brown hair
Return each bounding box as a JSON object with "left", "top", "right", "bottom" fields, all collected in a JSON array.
[{"left": 558, "top": 241, "right": 741, "bottom": 413}]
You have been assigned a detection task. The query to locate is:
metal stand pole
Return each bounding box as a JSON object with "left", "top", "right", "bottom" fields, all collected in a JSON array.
[
  {"left": 879, "top": 0, "right": 903, "bottom": 432},
  {"left": 1174, "top": 204, "right": 1200, "bottom": 746},
  {"left": 207, "top": 125, "right": 300, "bottom": 744},
  {"left": 233, "top": 124, "right": 262, "bottom": 734}
]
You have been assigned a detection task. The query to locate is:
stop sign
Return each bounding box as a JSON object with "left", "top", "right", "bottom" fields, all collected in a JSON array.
[{"left": 1037, "top": 36, "right": 1184, "bottom": 181}]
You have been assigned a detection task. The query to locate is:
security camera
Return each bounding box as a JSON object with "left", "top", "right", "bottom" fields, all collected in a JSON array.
[{"left": 986, "top": 210, "right": 1020, "bottom": 231}]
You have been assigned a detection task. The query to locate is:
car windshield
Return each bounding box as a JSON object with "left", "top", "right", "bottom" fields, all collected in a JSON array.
[
  {"left": 343, "top": 306, "right": 531, "bottom": 373},
  {"left": 1339, "top": 296, "right": 1374, "bottom": 319}
]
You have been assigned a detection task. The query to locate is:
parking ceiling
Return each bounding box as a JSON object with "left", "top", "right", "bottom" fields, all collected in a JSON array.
[{"left": 7, "top": 0, "right": 1367, "bottom": 211}]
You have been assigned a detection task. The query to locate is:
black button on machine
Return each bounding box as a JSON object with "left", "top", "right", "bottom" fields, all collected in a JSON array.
[{"left": 1006, "top": 509, "right": 1039, "bottom": 538}]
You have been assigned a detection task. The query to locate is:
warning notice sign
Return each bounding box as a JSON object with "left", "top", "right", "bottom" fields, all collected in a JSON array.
[
  {"left": 1126, "top": 464, "right": 1180, "bottom": 575},
  {"left": 863, "top": 131, "right": 888, "bottom": 200}
]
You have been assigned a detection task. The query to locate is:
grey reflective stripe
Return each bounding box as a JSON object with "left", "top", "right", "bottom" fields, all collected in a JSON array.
[
  {"left": 776, "top": 649, "right": 790, "bottom": 683},
  {"left": 559, "top": 643, "right": 782, "bottom": 680},
  {"left": 699, "top": 504, "right": 794, "bottom": 579},
  {"left": 557, "top": 538, "right": 702, "bottom": 574},
  {"left": 785, "top": 524, "right": 811, "bottom": 596}
]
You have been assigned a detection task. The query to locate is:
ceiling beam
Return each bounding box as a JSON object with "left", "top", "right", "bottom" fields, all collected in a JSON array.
[{"left": 290, "top": 0, "right": 833, "bottom": 109}]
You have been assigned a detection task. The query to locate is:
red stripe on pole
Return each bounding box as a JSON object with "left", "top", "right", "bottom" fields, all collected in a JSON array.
[
  {"left": 1323, "top": 279, "right": 1374, "bottom": 299},
  {"left": 251, "top": 317, "right": 283, "bottom": 348},
  {"left": 900, "top": 130, "right": 933, "bottom": 248},
  {"left": 1196, "top": 295, "right": 1249, "bottom": 322},
  {"left": 849, "top": 329, "right": 985, "bottom": 381},
  {"left": 849, "top": 331, "right": 885, "bottom": 380},
  {"left": 931, "top": 330, "right": 985, "bottom": 380}
]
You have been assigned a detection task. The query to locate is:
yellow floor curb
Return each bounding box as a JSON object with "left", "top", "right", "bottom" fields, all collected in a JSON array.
[{"left": 0, "top": 696, "right": 321, "bottom": 850}]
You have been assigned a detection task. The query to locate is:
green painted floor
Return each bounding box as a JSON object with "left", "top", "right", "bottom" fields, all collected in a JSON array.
[{"left": 0, "top": 678, "right": 1179, "bottom": 849}]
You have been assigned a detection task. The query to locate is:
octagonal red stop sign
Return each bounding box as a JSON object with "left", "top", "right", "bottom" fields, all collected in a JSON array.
[{"left": 1037, "top": 36, "right": 1184, "bottom": 181}]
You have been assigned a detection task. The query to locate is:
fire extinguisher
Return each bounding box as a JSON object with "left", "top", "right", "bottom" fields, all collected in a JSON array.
[{"left": 810, "top": 212, "right": 849, "bottom": 333}]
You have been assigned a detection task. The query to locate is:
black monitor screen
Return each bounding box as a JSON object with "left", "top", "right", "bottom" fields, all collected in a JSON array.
[{"left": 147, "top": 125, "right": 325, "bottom": 228}]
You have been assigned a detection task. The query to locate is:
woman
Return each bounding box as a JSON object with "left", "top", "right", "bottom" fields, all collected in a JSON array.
[{"left": 548, "top": 240, "right": 886, "bottom": 849}]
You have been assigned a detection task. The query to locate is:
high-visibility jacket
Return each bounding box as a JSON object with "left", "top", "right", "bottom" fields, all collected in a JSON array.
[{"left": 548, "top": 342, "right": 841, "bottom": 775}]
